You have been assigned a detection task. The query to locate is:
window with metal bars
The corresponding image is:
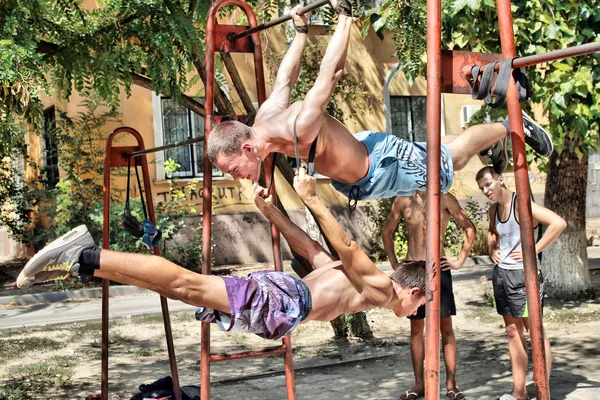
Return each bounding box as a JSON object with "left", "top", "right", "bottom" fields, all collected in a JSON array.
[
  {"left": 160, "top": 98, "right": 223, "bottom": 179},
  {"left": 389, "top": 96, "right": 427, "bottom": 142},
  {"left": 43, "top": 106, "right": 60, "bottom": 189}
]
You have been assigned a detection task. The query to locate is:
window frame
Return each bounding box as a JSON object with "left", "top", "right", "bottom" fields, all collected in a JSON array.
[
  {"left": 152, "top": 93, "right": 225, "bottom": 181},
  {"left": 42, "top": 106, "right": 60, "bottom": 189}
]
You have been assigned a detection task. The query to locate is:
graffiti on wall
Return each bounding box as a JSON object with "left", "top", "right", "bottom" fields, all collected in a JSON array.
[{"left": 154, "top": 184, "right": 254, "bottom": 211}]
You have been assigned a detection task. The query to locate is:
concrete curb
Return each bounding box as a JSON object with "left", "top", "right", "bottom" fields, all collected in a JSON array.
[{"left": 0, "top": 285, "right": 154, "bottom": 306}]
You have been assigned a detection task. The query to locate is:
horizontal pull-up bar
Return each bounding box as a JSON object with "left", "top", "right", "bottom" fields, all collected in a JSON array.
[
  {"left": 129, "top": 136, "right": 205, "bottom": 158},
  {"left": 463, "top": 41, "right": 600, "bottom": 79},
  {"left": 228, "top": 0, "right": 330, "bottom": 42}
]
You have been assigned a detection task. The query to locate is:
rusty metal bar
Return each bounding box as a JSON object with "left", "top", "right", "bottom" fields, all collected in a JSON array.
[
  {"left": 229, "top": 0, "right": 330, "bottom": 42},
  {"left": 101, "top": 134, "right": 113, "bottom": 400},
  {"left": 102, "top": 127, "right": 181, "bottom": 400},
  {"left": 210, "top": 345, "right": 288, "bottom": 362},
  {"left": 424, "top": 0, "right": 442, "bottom": 398},
  {"left": 496, "top": 1, "right": 550, "bottom": 399},
  {"left": 461, "top": 41, "right": 600, "bottom": 79},
  {"left": 202, "top": 1, "right": 216, "bottom": 395},
  {"left": 129, "top": 136, "right": 205, "bottom": 158},
  {"left": 204, "top": 1, "right": 297, "bottom": 399}
]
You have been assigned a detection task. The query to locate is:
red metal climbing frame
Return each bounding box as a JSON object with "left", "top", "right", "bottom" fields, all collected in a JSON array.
[
  {"left": 201, "top": 0, "right": 329, "bottom": 398},
  {"left": 101, "top": 127, "right": 182, "bottom": 400},
  {"left": 426, "top": 0, "right": 598, "bottom": 399}
]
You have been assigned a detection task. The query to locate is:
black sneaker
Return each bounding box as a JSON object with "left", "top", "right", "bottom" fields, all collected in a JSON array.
[
  {"left": 520, "top": 111, "right": 554, "bottom": 157},
  {"left": 16, "top": 225, "right": 96, "bottom": 288},
  {"left": 481, "top": 138, "right": 508, "bottom": 175}
]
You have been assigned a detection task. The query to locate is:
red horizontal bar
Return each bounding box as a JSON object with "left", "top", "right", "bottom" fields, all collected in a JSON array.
[
  {"left": 210, "top": 345, "right": 288, "bottom": 362},
  {"left": 462, "top": 41, "right": 600, "bottom": 78}
]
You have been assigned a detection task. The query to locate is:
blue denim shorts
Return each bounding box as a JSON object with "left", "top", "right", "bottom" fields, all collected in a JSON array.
[{"left": 331, "top": 131, "right": 454, "bottom": 201}]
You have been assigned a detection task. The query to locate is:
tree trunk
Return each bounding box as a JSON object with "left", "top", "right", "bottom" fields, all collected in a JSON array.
[{"left": 543, "top": 139, "right": 595, "bottom": 300}]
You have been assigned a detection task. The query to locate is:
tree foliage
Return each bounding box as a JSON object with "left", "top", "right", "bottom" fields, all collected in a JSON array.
[{"left": 366, "top": 0, "right": 600, "bottom": 155}]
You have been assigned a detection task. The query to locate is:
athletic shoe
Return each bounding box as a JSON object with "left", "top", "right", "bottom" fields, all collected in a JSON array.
[
  {"left": 16, "top": 225, "right": 96, "bottom": 288},
  {"left": 481, "top": 138, "right": 508, "bottom": 175},
  {"left": 520, "top": 111, "right": 554, "bottom": 157}
]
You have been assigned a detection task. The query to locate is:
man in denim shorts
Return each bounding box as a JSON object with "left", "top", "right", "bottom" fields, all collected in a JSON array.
[{"left": 206, "top": 0, "right": 553, "bottom": 206}]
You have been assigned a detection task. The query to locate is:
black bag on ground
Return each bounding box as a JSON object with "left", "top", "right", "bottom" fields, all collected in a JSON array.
[{"left": 130, "top": 376, "right": 200, "bottom": 400}]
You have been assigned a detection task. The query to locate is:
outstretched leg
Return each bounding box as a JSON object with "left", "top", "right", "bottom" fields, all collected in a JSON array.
[
  {"left": 94, "top": 250, "right": 230, "bottom": 312},
  {"left": 16, "top": 225, "right": 231, "bottom": 313},
  {"left": 446, "top": 122, "right": 508, "bottom": 171},
  {"left": 447, "top": 114, "right": 553, "bottom": 173}
]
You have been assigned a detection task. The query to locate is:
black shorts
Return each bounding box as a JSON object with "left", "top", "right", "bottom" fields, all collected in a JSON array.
[
  {"left": 409, "top": 269, "right": 456, "bottom": 320},
  {"left": 492, "top": 266, "right": 545, "bottom": 318}
]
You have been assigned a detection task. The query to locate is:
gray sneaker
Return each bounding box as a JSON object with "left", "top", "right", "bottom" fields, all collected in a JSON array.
[{"left": 16, "top": 225, "right": 96, "bottom": 288}]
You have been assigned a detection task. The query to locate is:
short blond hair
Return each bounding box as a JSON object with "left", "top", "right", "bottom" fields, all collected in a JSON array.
[{"left": 206, "top": 121, "right": 253, "bottom": 162}]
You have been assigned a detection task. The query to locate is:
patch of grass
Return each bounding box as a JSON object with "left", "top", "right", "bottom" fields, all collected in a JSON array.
[
  {"left": 70, "top": 320, "right": 122, "bottom": 341},
  {"left": 131, "top": 313, "right": 165, "bottom": 325},
  {"left": 468, "top": 306, "right": 501, "bottom": 324},
  {"left": 0, "top": 337, "right": 62, "bottom": 361},
  {"left": 0, "top": 356, "right": 74, "bottom": 400},
  {"left": 135, "top": 347, "right": 153, "bottom": 357},
  {"left": 544, "top": 309, "right": 600, "bottom": 324},
  {"left": 172, "top": 310, "right": 196, "bottom": 323}
]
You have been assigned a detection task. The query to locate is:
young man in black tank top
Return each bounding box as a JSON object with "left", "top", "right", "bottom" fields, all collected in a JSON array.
[{"left": 476, "top": 167, "right": 566, "bottom": 400}]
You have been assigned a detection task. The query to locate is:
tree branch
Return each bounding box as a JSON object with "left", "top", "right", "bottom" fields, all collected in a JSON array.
[{"left": 221, "top": 52, "right": 257, "bottom": 116}]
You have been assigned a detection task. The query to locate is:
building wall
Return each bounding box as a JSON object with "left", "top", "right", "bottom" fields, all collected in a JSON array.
[{"left": 19, "top": 20, "right": 547, "bottom": 265}]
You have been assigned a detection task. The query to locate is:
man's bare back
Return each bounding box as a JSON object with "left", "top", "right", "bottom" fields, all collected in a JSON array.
[
  {"left": 300, "top": 260, "right": 374, "bottom": 322},
  {"left": 254, "top": 101, "right": 369, "bottom": 184}
]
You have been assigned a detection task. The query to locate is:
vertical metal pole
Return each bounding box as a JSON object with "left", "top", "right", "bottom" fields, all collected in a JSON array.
[
  {"left": 201, "top": 14, "right": 215, "bottom": 397},
  {"left": 250, "top": 9, "right": 296, "bottom": 399},
  {"left": 101, "top": 135, "right": 114, "bottom": 400},
  {"left": 425, "top": 0, "right": 442, "bottom": 398},
  {"left": 496, "top": 1, "right": 550, "bottom": 399},
  {"left": 137, "top": 138, "right": 182, "bottom": 400}
]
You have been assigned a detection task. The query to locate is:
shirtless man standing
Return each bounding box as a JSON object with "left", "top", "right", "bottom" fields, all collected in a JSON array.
[
  {"left": 206, "top": 0, "right": 553, "bottom": 204},
  {"left": 382, "top": 192, "right": 476, "bottom": 400}
]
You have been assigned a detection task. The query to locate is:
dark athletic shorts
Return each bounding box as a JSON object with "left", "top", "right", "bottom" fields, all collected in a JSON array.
[
  {"left": 409, "top": 269, "right": 456, "bottom": 320},
  {"left": 492, "top": 266, "right": 545, "bottom": 318}
]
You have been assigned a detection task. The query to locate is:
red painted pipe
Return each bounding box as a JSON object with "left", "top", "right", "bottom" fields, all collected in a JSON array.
[
  {"left": 425, "top": 0, "right": 442, "bottom": 398},
  {"left": 496, "top": 1, "right": 550, "bottom": 399},
  {"left": 103, "top": 127, "right": 181, "bottom": 400},
  {"left": 204, "top": 1, "right": 296, "bottom": 399},
  {"left": 461, "top": 41, "right": 600, "bottom": 79},
  {"left": 210, "top": 345, "right": 288, "bottom": 362}
]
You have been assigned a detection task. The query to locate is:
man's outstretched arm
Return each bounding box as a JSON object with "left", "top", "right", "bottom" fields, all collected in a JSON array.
[
  {"left": 256, "top": 6, "right": 308, "bottom": 115},
  {"left": 294, "top": 0, "right": 353, "bottom": 141},
  {"left": 294, "top": 168, "right": 393, "bottom": 306},
  {"left": 252, "top": 183, "right": 334, "bottom": 267}
]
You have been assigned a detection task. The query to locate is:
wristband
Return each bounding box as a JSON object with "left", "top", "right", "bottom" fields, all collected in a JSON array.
[
  {"left": 294, "top": 24, "right": 308, "bottom": 34},
  {"left": 335, "top": 0, "right": 352, "bottom": 17}
]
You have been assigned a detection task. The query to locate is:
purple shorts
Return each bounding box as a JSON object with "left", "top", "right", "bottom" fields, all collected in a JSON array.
[{"left": 195, "top": 271, "right": 312, "bottom": 340}]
